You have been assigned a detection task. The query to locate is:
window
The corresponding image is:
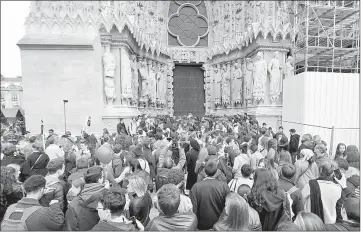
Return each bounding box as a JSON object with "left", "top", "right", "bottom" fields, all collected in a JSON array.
[
  {"left": 11, "top": 92, "right": 18, "bottom": 101},
  {"left": 168, "top": 0, "right": 208, "bottom": 47}
]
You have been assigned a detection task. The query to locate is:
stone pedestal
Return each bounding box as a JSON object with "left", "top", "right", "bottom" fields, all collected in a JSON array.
[
  {"left": 102, "top": 105, "right": 140, "bottom": 134},
  {"left": 247, "top": 105, "right": 282, "bottom": 131}
]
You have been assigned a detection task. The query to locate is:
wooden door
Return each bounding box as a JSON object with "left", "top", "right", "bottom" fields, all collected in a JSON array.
[{"left": 173, "top": 65, "right": 205, "bottom": 116}]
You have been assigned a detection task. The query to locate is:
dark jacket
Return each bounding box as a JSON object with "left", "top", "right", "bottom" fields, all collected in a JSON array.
[
  {"left": 155, "top": 168, "right": 171, "bottom": 191},
  {"left": 249, "top": 189, "right": 290, "bottom": 231},
  {"left": 4, "top": 183, "right": 23, "bottom": 207},
  {"left": 298, "top": 140, "right": 315, "bottom": 154},
  {"left": 143, "top": 147, "right": 156, "bottom": 180},
  {"left": 289, "top": 134, "right": 300, "bottom": 153},
  {"left": 278, "top": 177, "right": 303, "bottom": 218},
  {"left": 186, "top": 148, "right": 200, "bottom": 190},
  {"left": 91, "top": 221, "right": 136, "bottom": 231},
  {"left": 117, "top": 122, "right": 128, "bottom": 135},
  {"left": 6, "top": 197, "right": 64, "bottom": 231},
  {"left": 190, "top": 178, "right": 230, "bottom": 230},
  {"left": 129, "top": 192, "right": 152, "bottom": 226},
  {"left": 146, "top": 211, "right": 198, "bottom": 231},
  {"left": 1, "top": 155, "right": 25, "bottom": 167},
  {"left": 19, "top": 151, "right": 49, "bottom": 182},
  {"left": 65, "top": 183, "right": 106, "bottom": 231},
  {"left": 68, "top": 168, "right": 88, "bottom": 185},
  {"left": 39, "top": 175, "right": 67, "bottom": 213}
]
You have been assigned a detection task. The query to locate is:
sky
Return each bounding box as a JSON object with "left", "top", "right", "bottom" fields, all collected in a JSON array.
[{"left": 1, "top": 1, "right": 30, "bottom": 77}]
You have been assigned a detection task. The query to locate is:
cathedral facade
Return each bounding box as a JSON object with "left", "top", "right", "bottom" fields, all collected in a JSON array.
[{"left": 18, "top": 1, "right": 295, "bottom": 135}]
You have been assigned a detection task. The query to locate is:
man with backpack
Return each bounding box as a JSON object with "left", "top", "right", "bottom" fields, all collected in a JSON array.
[
  {"left": 278, "top": 164, "right": 303, "bottom": 220},
  {"left": 1, "top": 175, "right": 64, "bottom": 231}
]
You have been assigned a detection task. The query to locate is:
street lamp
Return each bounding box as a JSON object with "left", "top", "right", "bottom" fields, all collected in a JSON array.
[{"left": 63, "top": 100, "right": 68, "bottom": 134}]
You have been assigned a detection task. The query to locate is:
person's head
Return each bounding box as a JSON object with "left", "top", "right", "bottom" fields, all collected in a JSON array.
[
  {"left": 319, "top": 160, "right": 337, "bottom": 179},
  {"left": 84, "top": 166, "right": 103, "bottom": 184},
  {"left": 1, "top": 166, "right": 19, "bottom": 195},
  {"left": 204, "top": 159, "right": 218, "bottom": 177},
  {"left": 314, "top": 144, "right": 327, "bottom": 157},
  {"left": 237, "top": 184, "right": 251, "bottom": 202},
  {"left": 341, "top": 197, "right": 360, "bottom": 222},
  {"left": 22, "top": 175, "right": 47, "bottom": 200},
  {"left": 32, "top": 141, "right": 44, "bottom": 153},
  {"left": 221, "top": 192, "right": 249, "bottom": 231},
  {"left": 167, "top": 168, "right": 184, "bottom": 190},
  {"left": 129, "top": 158, "right": 142, "bottom": 172},
  {"left": 46, "top": 158, "right": 65, "bottom": 177},
  {"left": 76, "top": 157, "right": 90, "bottom": 169},
  {"left": 294, "top": 212, "right": 326, "bottom": 231},
  {"left": 5, "top": 164, "right": 20, "bottom": 181},
  {"left": 156, "top": 184, "right": 180, "bottom": 217},
  {"left": 250, "top": 144, "right": 258, "bottom": 154},
  {"left": 279, "top": 150, "right": 292, "bottom": 165},
  {"left": 301, "top": 133, "right": 312, "bottom": 143},
  {"left": 260, "top": 128, "right": 267, "bottom": 135},
  {"left": 163, "top": 157, "right": 174, "bottom": 169},
  {"left": 289, "top": 128, "right": 296, "bottom": 135},
  {"left": 336, "top": 143, "right": 347, "bottom": 154},
  {"left": 97, "top": 187, "right": 127, "bottom": 221},
  {"left": 119, "top": 118, "right": 124, "bottom": 123},
  {"left": 2, "top": 143, "right": 16, "bottom": 156},
  {"left": 335, "top": 158, "right": 349, "bottom": 174},
  {"left": 281, "top": 163, "right": 296, "bottom": 179},
  {"left": 262, "top": 123, "right": 267, "bottom": 128},
  {"left": 278, "top": 126, "right": 284, "bottom": 132},
  {"left": 48, "top": 129, "right": 54, "bottom": 136},
  {"left": 241, "top": 164, "right": 252, "bottom": 178},
  {"left": 276, "top": 221, "right": 301, "bottom": 231},
  {"left": 47, "top": 136, "right": 55, "bottom": 145},
  {"left": 250, "top": 169, "right": 278, "bottom": 204},
  {"left": 127, "top": 175, "right": 147, "bottom": 197}
]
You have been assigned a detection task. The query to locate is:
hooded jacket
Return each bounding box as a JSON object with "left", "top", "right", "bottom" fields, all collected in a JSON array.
[
  {"left": 250, "top": 190, "right": 290, "bottom": 231},
  {"left": 146, "top": 211, "right": 198, "bottom": 231},
  {"left": 39, "top": 175, "right": 67, "bottom": 213},
  {"left": 19, "top": 151, "right": 49, "bottom": 182},
  {"left": 65, "top": 183, "right": 106, "bottom": 231}
]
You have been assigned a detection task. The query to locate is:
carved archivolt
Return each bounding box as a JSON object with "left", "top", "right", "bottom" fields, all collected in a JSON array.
[{"left": 25, "top": 1, "right": 296, "bottom": 59}]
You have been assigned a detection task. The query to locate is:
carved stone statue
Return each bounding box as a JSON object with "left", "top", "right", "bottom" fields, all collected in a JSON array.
[
  {"left": 138, "top": 59, "right": 149, "bottom": 102},
  {"left": 130, "top": 55, "right": 139, "bottom": 105},
  {"left": 221, "top": 63, "right": 231, "bottom": 106},
  {"left": 102, "top": 44, "right": 116, "bottom": 105},
  {"left": 156, "top": 64, "right": 166, "bottom": 106},
  {"left": 120, "top": 48, "right": 133, "bottom": 103},
  {"left": 285, "top": 56, "right": 294, "bottom": 79},
  {"left": 148, "top": 61, "right": 157, "bottom": 103},
  {"left": 252, "top": 52, "right": 267, "bottom": 102},
  {"left": 232, "top": 62, "right": 243, "bottom": 105},
  {"left": 245, "top": 58, "right": 253, "bottom": 101},
  {"left": 268, "top": 51, "right": 282, "bottom": 102},
  {"left": 213, "top": 65, "right": 222, "bottom": 106}
]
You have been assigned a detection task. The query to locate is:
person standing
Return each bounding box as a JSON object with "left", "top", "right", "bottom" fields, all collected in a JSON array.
[
  {"left": 288, "top": 129, "right": 300, "bottom": 163},
  {"left": 186, "top": 139, "right": 200, "bottom": 191},
  {"left": 117, "top": 118, "right": 128, "bottom": 135},
  {"left": 190, "top": 159, "right": 230, "bottom": 230}
]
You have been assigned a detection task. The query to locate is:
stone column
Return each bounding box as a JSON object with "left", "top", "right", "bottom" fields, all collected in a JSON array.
[{"left": 166, "top": 60, "right": 174, "bottom": 116}]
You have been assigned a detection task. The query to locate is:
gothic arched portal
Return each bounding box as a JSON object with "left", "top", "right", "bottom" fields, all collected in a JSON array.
[{"left": 167, "top": 0, "right": 209, "bottom": 47}]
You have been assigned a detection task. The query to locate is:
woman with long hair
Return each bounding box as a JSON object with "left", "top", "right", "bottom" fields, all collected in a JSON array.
[
  {"left": 127, "top": 175, "right": 152, "bottom": 226},
  {"left": 0, "top": 166, "right": 23, "bottom": 208},
  {"left": 293, "top": 149, "right": 319, "bottom": 190},
  {"left": 277, "top": 150, "right": 293, "bottom": 176},
  {"left": 248, "top": 168, "right": 290, "bottom": 231},
  {"left": 334, "top": 143, "right": 347, "bottom": 160},
  {"left": 186, "top": 138, "right": 200, "bottom": 191},
  {"left": 213, "top": 192, "right": 249, "bottom": 231},
  {"left": 294, "top": 212, "right": 326, "bottom": 231}
]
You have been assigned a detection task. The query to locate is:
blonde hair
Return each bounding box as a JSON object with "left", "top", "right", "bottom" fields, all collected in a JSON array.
[{"left": 128, "top": 175, "right": 147, "bottom": 197}]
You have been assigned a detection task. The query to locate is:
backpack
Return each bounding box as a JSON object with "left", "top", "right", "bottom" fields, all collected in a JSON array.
[
  {"left": 283, "top": 187, "right": 297, "bottom": 220},
  {"left": 218, "top": 157, "right": 234, "bottom": 183},
  {"left": 1, "top": 204, "right": 42, "bottom": 231}
]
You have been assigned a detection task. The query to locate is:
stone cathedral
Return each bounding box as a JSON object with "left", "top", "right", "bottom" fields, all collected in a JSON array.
[{"left": 18, "top": 1, "right": 295, "bottom": 135}]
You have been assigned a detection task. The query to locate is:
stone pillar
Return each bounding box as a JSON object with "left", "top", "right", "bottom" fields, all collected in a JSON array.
[{"left": 166, "top": 60, "right": 174, "bottom": 116}]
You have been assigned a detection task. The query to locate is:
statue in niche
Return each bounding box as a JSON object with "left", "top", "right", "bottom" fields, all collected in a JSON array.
[
  {"left": 130, "top": 55, "right": 139, "bottom": 106},
  {"left": 156, "top": 64, "right": 166, "bottom": 106},
  {"left": 221, "top": 63, "right": 231, "bottom": 106},
  {"left": 138, "top": 59, "right": 149, "bottom": 103},
  {"left": 252, "top": 52, "right": 267, "bottom": 102},
  {"left": 213, "top": 23, "right": 221, "bottom": 42},
  {"left": 202, "top": 64, "right": 212, "bottom": 112},
  {"left": 285, "top": 56, "right": 294, "bottom": 79},
  {"left": 232, "top": 62, "right": 243, "bottom": 106},
  {"left": 102, "top": 44, "right": 116, "bottom": 105},
  {"left": 138, "top": 11, "right": 146, "bottom": 39},
  {"left": 213, "top": 65, "right": 222, "bottom": 106},
  {"left": 268, "top": 51, "right": 282, "bottom": 103},
  {"left": 120, "top": 51, "right": 133, "bottom": 105},
  {"left": 148, "top": 62, "right": 157, "bottom": 104},
  {"left": 245, "top": 58, "right": 253, "bottom": 102}
]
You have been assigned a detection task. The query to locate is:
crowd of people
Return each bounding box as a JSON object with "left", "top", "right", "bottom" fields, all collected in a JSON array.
[{"left": 0, "top": 113, "right": 359, "bottom": 231}]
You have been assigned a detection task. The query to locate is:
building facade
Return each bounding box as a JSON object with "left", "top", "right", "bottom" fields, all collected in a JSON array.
[
  {"left": 18, "top": 1, "right": 296, "bottom": 135},
  {"left": 1, "top": 75, "right": 23, "bottom": 109}
]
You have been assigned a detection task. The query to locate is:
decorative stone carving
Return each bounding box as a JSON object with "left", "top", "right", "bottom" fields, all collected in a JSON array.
[
  {"left": 285, "top": 56, "right": 294, "bottom": 79},
  {"left": 102, "top": 44, "right": 116, "bottom": 105},
  {"left": 120, "top": 47, "right": 133, "bottom": 103},
  {"left": 156, "top": 63, "right": 166, "bottom": 106},
  {"left": 244, "top": 58, "right": 253, "bottom": 102},
  {"left": 138, "top": 58, "right": 149, "bottom": 103},
  {"left": 166, "top": 61, "right": 175, "bottom": 115},
  {"left": 232, "top": 61, "right": 243, "bottom": 106},
  {"left": 148, "top": 60, "right": 157, "bottom": 104},
  {"left": 268, "top": 51, "right": 282, "bottom": 103},
  {"left": 130, "top": 54, "right": 139, "bottom": 106},
  {"left": 221, "top": 63, "right": 231, "bottom": 106},
  {"left": 213, "top": 64, "right": 222, "bottom": 106},
  {"left": 202, "top": 63, "right": 213, "bottom": 114},
  {"left": 252, "top": 52, "right": 267, "bottom": 102}
]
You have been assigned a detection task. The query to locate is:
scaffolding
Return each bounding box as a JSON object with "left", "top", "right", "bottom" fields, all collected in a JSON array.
[{"left": 294, "top": 0, "right": 360, "bottom": 74}]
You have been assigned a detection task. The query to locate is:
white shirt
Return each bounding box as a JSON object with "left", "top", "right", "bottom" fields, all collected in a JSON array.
[{"left": 45, "top": 144, "right": 64, "bottom": 161}]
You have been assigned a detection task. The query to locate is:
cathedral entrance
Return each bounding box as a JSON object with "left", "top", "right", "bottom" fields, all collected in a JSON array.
[{"left": 173, "top": 65, "right": 205, "bottom": 116}]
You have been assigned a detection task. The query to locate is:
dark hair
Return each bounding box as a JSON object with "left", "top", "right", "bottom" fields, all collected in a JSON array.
[
  {"left": 1, "top": 166, "right": 18, "bottom": 195},
  {"left": 241, "top": 164, "right": 252, "bottom": 178},
  {"left": 167, "top": 168, "right": 184, "bottom": 186},
  {"left": 250, "top": 144, "right": 258, "bottom": 153},
  {"left": 335, "top": 143, "right": 346, "bottom": 158},
  {"left": 100, "top": 188, "right": 126, "bottom": 215},
  {"left": 2, "top": 143, "right": 16, "bottom": 156},
  {"left": 130, "top": 158, "right": 142, "bottom": 172},
  {"left": 240, "top": 144, "right": 248, "bottom": 154},
  {"left": 336, "top": 158, "right": 349, "bottom": 171},
  {"left": 249, "top": 169, "right": 279, "bottom": 212},
  {"left": 157, "top": 184, "right": 180, "bottom": 217},
  {"left": 113, "top": 144, "right": 122, "bottom": 154},
  {"left": 84, "top": 166, "right": 103, "bottom": 184},
  {"left": 23, "top": 175, "right": 46, "bottom": 193},
  {"left": 237, "top": 184, "right": 251, "bottom": 202},
  {"left": 281, "top": 164, "right": 296, "bottom": 179},
  {"left": 46, "top": 158, "right": 64, "bottom": 175},
  {"left": 344, "top": 197, "right": 360, "bottom": 222}
]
